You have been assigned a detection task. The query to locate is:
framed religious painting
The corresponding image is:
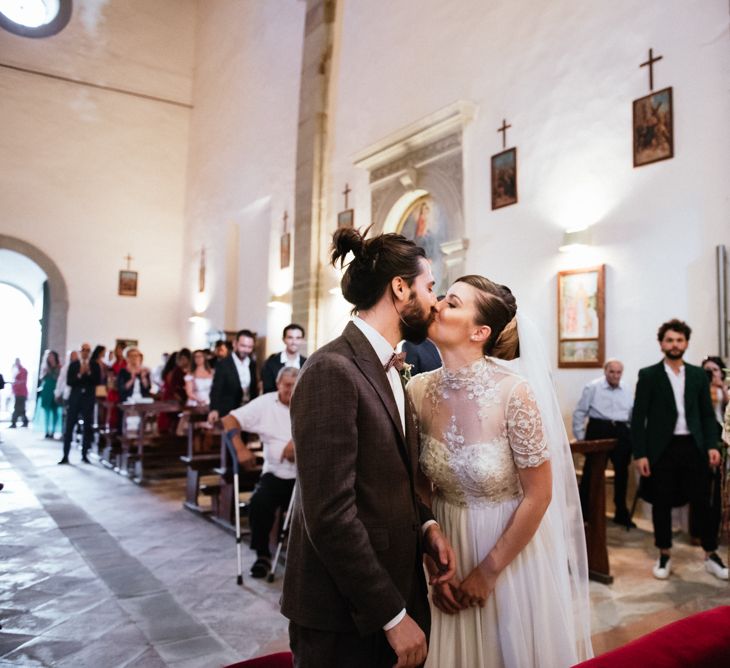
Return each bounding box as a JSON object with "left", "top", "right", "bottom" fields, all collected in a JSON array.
[
  {"left": 491, "top": 147, "right": 518, "bottom": 210},
  {"left": 337, "top": 208, "right": 354, "bottom": 229},
  {"left": 115, "top": 338, "right": 138, "bottom": 352},
  {"left": 280, "top": 232, "right": 291, "bottom": 269},
  {"left": 633, "top": 87, "right": 673, "bottom": 167},
  {"left": 557, "top": 265, "right": 605, "bottom": 368},
  {"left": 118, "top": 270, "right": 138, "bottom": 297}
]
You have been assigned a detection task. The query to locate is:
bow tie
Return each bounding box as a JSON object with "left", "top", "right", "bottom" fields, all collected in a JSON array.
[{"left": 384, "top": 352, "right": 407, "bottom": 372}]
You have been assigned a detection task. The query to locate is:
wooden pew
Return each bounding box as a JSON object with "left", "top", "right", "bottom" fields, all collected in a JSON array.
[
  {"left": 571, "top": 438, "right": 617, "bottom": 584},
  {"left": 181, "top": 408, "right": 222, "bottom": 514}
]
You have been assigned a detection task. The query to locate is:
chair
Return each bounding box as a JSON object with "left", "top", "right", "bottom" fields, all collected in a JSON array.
[{"left": 224, "top": 651, "right": 293, "bottom": 668}]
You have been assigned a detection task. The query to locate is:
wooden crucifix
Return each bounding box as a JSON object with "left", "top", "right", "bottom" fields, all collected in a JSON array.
[
  {"left": 280, "top": 211, "right": 291, "bottom": 269},
  {"left": 497, "top": 119, "right": 512, "bottom": 149},
  {"left": 640, "top": 48, "right": 663, "bottom": 92},
  {"left": 198, "top": 246, "right": 206, "bottom": 293},
  {"left": 124, "top": 253, "right": 133, "bottom": 270},
  {"left": 342, "top": 183, "right": 352, "bottom": 210}
]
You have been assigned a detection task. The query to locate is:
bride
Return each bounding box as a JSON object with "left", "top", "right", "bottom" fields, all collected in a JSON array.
[{"left": 407, "top": 275, "right": 593, "bottom": 667}]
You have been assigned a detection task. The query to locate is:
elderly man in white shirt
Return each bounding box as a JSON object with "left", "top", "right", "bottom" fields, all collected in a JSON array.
[
  {"left": 573, "top": 358, "right": 635, "bottom": 527},
  {"left": 222, "top": 366, "right": 298, "bottom": 578}
]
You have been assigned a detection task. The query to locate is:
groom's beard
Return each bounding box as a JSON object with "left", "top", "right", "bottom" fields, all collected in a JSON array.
[{"left": 399, "top": 295, "right": 434, "bottom": 345}]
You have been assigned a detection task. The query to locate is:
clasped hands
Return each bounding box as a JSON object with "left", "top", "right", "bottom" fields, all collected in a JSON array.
[{"left": 424, "top": 550, "right": 497, "bottom": 615}]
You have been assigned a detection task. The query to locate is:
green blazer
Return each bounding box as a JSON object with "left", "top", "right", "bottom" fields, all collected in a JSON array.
[{"left": 631, "top": 360, "right": 716, "bottom": 465}]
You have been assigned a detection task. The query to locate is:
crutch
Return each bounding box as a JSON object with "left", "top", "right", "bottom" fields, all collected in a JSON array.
[
  {"left": 267, "top": 483, "right": 296, "bottom": 583},
  {"left": 223, "top": 433, "right": 245, "bottom": 586}
]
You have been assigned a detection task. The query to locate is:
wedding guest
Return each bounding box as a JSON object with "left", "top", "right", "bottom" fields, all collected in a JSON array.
[
  {"left": 632, "top": 319, "right": 727, "bottom": 580},
  {"left": 107, "top": 342, "right": 126, "bottom": 430},
  {"left": 208, "top": 331, "right": 258, "bottom": 424},
  {"left": 9, "top": 358, "right": 29, "bottom": 428},
  {"left": 91, "top": 345, "right": 108, "bottom": 429},
  {"left": 210, "top": 340, "right": 230, "bottom": 370},
  {"left": 261, "top": 324, "right": 306, "bottom": 394},
  {"left": 185, "top": 349, "right": 214, "bottom": 407},
  {"left": 150, "top": 352, "right": 169, "bottom": 391},
  {"left": 117, "top": 347, "right": 152, "bottom": 402},
  {"left": 60, "top": 343, "right": 100, "bottom": 464},
  {"left": 573, "top": 358, "right": 635, "bottom": 527},
  {"left": 158, "top": 350, "right": 190, "bottom": 432},
  {"left": 38, "top": 350, "right": 62, "bottom": 438}
]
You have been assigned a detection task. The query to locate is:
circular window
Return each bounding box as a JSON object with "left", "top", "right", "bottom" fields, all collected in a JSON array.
[{"left": 0, "top": 0, "right": 71, "bottom": 38}]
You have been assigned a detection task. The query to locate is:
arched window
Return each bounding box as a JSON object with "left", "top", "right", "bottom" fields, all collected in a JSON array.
[{"left": 0, "top": 0, "right": 71, "bottom": 38}]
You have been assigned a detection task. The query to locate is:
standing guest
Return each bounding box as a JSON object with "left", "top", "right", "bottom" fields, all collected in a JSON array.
[
  {"left": 38, "top": 350, "right": 62, "bottom": 438},
  {"left": 91, "top": 345, "right": 108, "bottom": 429},
  {"left": 210, "top": 340, "right": 230, "bottom": 370},
  {"left": 107, "top": 343, "right": 127, "bottom": 430},
  {"left": 60, "top": 343, "right": 100, "bottom": 464},
  {"left": 158, "top": 350, "right": 189, "bottom": 432},
  {"left": 702, "top": 356, "right": 729, "bottom": 424},
  {"left": 402, "top": 339, "right": 442, "bottom": 376},
  {"left": 150, "top": 352, "right": 169, "bottom": 391},
  {"left": 573, "top": 358, "right": 635, "bottom": 527},
  {"left": 185, "top": 349, "right": 214, "bottom": 407},
  {"left": 222, "top": 366, "right": 299, "bottom": 577},
  {"left": 261, "top": 324, "right": 307, "bottom": 394},
  {"left": 631, "top": 319, "right": 727, "bottom": 580},
  {"left": 9, "top": 358, "right": 29, "bottom": 428},
  {"left": 117, "top": 347, "right": 152, "bottom": 402},
  {"left": 208, "top": 330, "right": 258, "bottom": 424}
]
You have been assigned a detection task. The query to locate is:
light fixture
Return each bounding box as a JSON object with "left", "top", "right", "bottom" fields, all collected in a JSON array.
[
  {"left": 267, "top": 295, "right": 290, "bottom": 309},
  {"left": 559, "top": 227, "right": 593, "bottom": 252},
  {"left": 328, "top": 286, "right": 341, "bottom": 295},
  {"left": 188, "top": 314, "right": 206, "bottom": 323}
]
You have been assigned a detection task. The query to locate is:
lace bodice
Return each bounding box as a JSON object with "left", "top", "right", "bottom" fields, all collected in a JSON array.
[{"left": 407, "top": 357, "right": 549, "bottom": 507}]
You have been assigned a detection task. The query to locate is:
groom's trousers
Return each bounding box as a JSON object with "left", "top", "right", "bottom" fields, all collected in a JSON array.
[{"left": 289, "top": 560, "right": 430, "bottom": 668}]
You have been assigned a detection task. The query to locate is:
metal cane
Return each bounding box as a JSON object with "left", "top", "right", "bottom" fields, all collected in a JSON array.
[
  {"left": 267, "top": 483, "right": 296, "bottom": 583},
  {"left": 223, "top": 434, "right": 244, "bottom": 586}
]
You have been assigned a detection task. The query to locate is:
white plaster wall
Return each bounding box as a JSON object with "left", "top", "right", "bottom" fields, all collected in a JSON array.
[
  {"left": 182, "top": 0, "right": 306, "bottom": 355},
  {"left": 326, "top": 0, "right": 730, "bottom": 427},
  {"left": 0, "top": 0, "right": 196, "bottom": 361}
]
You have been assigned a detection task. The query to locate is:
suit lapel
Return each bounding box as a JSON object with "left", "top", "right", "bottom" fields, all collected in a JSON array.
[
  {"left": 343, "top": 323, "right": 411, "bottom": 468},
  {"left": 655, "top": 361, "right": 678, "bottom": 416}
]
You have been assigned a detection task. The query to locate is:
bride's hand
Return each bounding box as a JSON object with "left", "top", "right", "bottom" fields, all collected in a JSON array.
[
  {"left": 456, "top": 565, "right": 497, "bottom": 608},
  {"left": 431, "top": 580, "right": 465, "bottom": 615}
]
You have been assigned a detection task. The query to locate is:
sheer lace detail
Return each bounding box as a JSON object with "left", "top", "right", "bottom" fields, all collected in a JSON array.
[
  {"left": 407, "top": 357, "right": 549, "bottom": 508},
  {"left": 506, "top": 381, "right": 549, "bottom": 468}
]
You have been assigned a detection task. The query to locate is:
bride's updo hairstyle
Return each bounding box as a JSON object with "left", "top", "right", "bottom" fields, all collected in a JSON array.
[
  {"left": 331, "top": 226, "right": 427, "bottom": 313},
  {"left": 455, "top": 275, "right": 519, "bottom": 359}
]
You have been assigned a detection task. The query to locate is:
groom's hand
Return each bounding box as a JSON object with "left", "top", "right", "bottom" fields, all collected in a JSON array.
[
  {"left": 423, "top": 524, "right": 456, "bottom": 584},
  {"left": 431, "top": 581, "right": 465, "bottom": 615},
  {"left": 384, "top": 614, "right": 427, "bottom": 668}
]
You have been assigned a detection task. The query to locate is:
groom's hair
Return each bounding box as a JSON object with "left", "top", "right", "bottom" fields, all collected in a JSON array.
[{"left": 331, "top": 226, "right": 426, "bottom": 312}]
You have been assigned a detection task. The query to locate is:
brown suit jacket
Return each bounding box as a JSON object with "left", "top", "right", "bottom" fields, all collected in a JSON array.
[{"left": 281, "top": 322, "right": 433, "bottom": 636}]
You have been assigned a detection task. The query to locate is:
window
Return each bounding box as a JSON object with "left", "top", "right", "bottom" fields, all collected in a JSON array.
[{"left": 0, "top": 0, "right": 71, "bottom": 38}]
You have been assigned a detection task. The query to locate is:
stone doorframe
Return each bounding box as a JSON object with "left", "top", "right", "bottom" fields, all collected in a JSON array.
[
  {"left": 0, "top": 234, "right": 68, "bottom": 355},
  {"left": 353, "top": 101, "right": 475, "bottom": 288}
]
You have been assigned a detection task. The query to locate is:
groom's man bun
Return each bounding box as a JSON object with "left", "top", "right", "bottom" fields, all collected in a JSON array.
[{"left": 331, "top": 226, "right": 427, "bottom": 313}]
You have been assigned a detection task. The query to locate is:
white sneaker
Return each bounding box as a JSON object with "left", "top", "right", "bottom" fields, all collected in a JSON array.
[
  {"left": 705, "top": 553, "right": 729, "bottom": 581},
  {"left": 652, "top": 555, "right": 672, "bottom": 579}
]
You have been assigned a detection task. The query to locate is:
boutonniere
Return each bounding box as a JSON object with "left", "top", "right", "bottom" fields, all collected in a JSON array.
[{"left": 400, "top": 362, "right": 413, "bottom": 384}]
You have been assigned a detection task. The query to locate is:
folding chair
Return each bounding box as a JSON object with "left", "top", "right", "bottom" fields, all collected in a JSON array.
[{"left": 266, "top": 484, "right": 296, "bottom": 583}]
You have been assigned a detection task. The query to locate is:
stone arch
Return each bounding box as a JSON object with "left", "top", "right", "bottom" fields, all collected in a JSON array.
[{"left": 0, "top": 234, "right": 68, "bottom": 355}]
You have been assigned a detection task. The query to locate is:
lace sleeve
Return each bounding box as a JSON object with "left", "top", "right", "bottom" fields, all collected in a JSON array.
[{"left": 506, "top": 379, "right": 550, "bottom": 468}]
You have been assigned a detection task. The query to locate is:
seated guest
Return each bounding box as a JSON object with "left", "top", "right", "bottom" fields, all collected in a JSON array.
[
  {"left": 573, "top": 358, "right": 635, "bottom": 527},
  {"left": 185, "top": 349, "right": 214, "bottom": 407},
  {"left": 158, "top": 349, "right": 191, "bottom": 432},
  {"left": 208, "top": 330, "right": 258, "bottom": 424},
  {"left": 222, "top": 367, "right": 298, "bottom": 577},
  {"left": 117, "top": 347, "right": 152, "bottom": 402},
  {"left": 261, "top": 324, "right": 306, "bottom": 394}
]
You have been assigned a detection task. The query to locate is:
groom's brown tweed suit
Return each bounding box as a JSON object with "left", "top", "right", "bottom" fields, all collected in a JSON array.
[{"left": 281, "top": 322, "right": 432, "bottom": 667}]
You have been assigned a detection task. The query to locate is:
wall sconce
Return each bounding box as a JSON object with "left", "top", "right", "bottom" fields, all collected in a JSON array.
[
  {"left": 188, "top": 314, "right": 206, "bottom": 324},
  {"left": 559, "top": 227, "right": 593, "bottom": 252},
  {"left": 398, "top": 167, "right": 418, "bottom": 190},
  {"left": 267, "top": 295, "right": 290, "bottom": 309}
]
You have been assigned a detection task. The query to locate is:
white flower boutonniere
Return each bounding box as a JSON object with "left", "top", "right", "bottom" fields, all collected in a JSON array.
[{"left": 400, "top": 362, "right": 413, "bottom": 384}]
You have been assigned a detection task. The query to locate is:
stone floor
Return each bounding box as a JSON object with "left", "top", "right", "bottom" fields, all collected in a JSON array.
[{"left": 0, "top": 427, "right": 727, "bottom": 667}]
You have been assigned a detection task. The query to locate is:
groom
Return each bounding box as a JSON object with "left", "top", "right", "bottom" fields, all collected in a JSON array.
[{"left": 281, "top": 228, "right": 456, "bottom": 667}]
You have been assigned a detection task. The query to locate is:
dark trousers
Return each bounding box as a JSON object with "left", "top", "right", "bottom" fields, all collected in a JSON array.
[
  {"left": 579, "top": 419, "right": 632, "bottom": 519},
  {"left": 11, "top": 396, "right": 28, "bottom": 426},
  {"left": 651, "top": 435, "right": 717, "bottom": 552},
  {"left": 63, "top": 392, "right": 95, "bottom": 458},
  {"left": 289, "top": 555, "right": 430, "bottom": 668},
  {"left": 248, "top": 473, "right": 295, "bottom": 558}
]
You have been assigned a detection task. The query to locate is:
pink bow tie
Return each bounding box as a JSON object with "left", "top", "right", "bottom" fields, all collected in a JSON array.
[{"left": 384, "top": 352, "right": 407, "bottom": 372}]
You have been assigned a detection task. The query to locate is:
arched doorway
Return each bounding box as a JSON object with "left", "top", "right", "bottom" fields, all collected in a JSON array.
[{"left": 0, "top": 235, "right": 68, "bottom": 356}]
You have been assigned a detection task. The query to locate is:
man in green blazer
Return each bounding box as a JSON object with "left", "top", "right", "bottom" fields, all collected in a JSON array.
[{"left": 632, "top": 319, "right": 726, "bottom": 581}]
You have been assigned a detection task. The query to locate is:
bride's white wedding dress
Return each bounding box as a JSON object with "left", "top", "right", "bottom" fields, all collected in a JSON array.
[{"left": 408, "top": 355, "right": 590, "bottom": 668}]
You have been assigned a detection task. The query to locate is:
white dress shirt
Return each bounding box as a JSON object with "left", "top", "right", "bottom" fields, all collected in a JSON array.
[
  {"left": 279, "top": 350, "right": 302, "bottom": 369},
  {"left": 664, "top": 362, "right": 690, "bottom": 435},
  {"left": 229, "top": 392, "right": 295, "bottom": 480},
  {"left": 572, "top": 377, "right": 634, "bottom": 441},
  {"left": 232, "top": 353, "right": 252, "bottom": 402}
]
